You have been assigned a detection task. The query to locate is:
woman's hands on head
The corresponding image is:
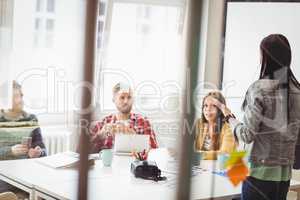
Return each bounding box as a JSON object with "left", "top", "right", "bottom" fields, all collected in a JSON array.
[{"left": 210, "top": 97, "right": 233, "bottom": 118}]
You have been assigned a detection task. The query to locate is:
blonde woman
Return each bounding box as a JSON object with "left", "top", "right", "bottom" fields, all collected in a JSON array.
[{"left": 195, "top": 91, "right": 236, "bottom": 160}]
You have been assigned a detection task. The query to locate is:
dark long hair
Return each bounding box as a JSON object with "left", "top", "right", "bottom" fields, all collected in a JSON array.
[{"left": 242, "top": 34, "right": 300, "bottom": 111}]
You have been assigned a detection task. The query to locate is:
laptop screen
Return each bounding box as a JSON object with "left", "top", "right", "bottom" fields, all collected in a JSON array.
[{"left": 114, "top": 134, "right": 150, "bottom": 153}]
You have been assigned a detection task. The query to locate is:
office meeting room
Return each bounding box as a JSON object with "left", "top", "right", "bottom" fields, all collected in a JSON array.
[{"left": 1, "top": 0, "right": 300, "bottom": 199}]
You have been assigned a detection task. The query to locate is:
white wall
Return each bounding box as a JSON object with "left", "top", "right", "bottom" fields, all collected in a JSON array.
[{"left": 223, "top": 2, "right": 300, "bottom": 118}]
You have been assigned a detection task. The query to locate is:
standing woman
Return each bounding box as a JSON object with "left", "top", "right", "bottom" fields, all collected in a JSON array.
[{"left": 213, "top": 34, "right": 300, "bottom": 200}]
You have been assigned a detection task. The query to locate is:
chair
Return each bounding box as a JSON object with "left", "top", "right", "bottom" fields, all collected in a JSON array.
[{"left": 0, "top": 192, "right": 17, "bottom": 200}]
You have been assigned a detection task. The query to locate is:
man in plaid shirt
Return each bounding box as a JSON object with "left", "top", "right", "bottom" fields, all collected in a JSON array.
[{"left": 90, "top": 83, "right": 158, "bottom": 153}]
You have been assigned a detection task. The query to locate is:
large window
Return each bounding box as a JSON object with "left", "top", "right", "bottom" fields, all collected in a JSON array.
[
  {"left": 0, "top": 0, "right": 86, "bottom": 127},
  {"left": 34, "top": 0, "right": 56, "bottom": 48},
  {"left": 0, "top": 0, "right": 14, "bottom": 108},
  {"left": 95, "top": 1, "right": 185, "bottom": 147},
  {"left": 0, "top": 0, "right": 13, "bottom": 49}
]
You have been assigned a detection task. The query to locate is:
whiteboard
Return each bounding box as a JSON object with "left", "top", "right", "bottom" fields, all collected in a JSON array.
[{"left": 222, "top": 2, "right": 300, "bottom": 117}]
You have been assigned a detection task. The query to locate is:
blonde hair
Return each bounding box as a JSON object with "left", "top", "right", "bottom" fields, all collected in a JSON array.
[
  {"left": 112, "top": 82, "right": 131, "bottom": 96},
  {"left": 13, "top": 80, "right": 22, "bottom": 90}
]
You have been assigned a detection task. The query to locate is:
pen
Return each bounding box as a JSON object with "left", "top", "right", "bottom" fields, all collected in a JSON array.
[{"left": 137, "top": 152, "right": 142, "bottom": 160}]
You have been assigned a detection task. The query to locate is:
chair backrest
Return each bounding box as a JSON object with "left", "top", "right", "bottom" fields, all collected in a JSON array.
[{"left": 0, "top": 192, "right": 17, "bottom": 200}]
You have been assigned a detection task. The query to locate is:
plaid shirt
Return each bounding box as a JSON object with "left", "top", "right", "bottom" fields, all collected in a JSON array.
[{"left": 90, "top": 113, "right": 158, "bottom": 152}]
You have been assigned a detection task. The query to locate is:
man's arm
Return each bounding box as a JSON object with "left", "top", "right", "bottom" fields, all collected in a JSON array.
[
  {"left": 0, "top": 146, "right": 13, "bottom": 160},
  {"left": 89, "top": 116, "right": 115, "bottom": 153},
  {"left": 142, "top": 118, "right": 158, "bottom": 148}
]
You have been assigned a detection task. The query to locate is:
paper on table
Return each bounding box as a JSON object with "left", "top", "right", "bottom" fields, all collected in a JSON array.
[
  {"left": 36, "top": 152, "right": 96, "bottom": 168},
  {"left": 63, "top": 151, "right": 99, "bottom": 160}
]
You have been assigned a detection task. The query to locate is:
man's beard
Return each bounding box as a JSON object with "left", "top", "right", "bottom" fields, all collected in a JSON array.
[
  {"left": 118, "top": 105, "right": 132, "bottom": 114},
  {"left": 12, "top": 103, "right": 24, "bottom": 112}
]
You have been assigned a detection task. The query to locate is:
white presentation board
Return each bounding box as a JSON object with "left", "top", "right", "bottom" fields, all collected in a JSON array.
[{"left": 222, "top": 2, "right": 300, "bottom": 118}]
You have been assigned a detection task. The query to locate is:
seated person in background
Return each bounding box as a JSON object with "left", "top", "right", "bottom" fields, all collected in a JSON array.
[
  {"left": 90, "top": 82, "right": 158, "bottom": 152},
  {"left": 194, "top": 91, "right": 236, "bottom": 160},
  {"left": 0, "top": 81, "right": 46, "bottom": 160}
]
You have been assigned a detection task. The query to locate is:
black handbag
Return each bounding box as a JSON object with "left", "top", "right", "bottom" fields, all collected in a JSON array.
[{"left": 131, "top": 160, "right": 167, "bottom": 181}]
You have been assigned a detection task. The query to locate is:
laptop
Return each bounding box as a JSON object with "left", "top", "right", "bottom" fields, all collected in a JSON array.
[{"left": 114, "top": 134, "right": 150, "bottom": 155}]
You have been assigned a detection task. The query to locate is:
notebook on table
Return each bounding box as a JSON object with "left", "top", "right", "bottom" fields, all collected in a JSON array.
[
  {"left": 35, "top": 152, "right": 97, "bottom": 168},
  {"left": 113, "top": 134, "right": 150, "bottom": 156}
]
